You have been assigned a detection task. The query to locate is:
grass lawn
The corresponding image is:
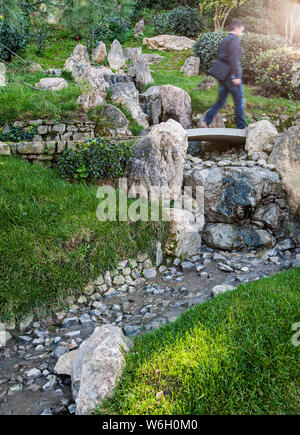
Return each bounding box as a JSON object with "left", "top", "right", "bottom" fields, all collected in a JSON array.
[
  {"left": 1, "top": 25, "right": 299, "bottom": 125},
  {"left": 96, "top": 267, "right": 300, "bottom": 415},
  {"left": 0, "top": 157, "right": 168, "bottom": 322}
]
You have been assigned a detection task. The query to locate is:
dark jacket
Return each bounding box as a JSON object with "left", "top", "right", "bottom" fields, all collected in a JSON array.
[{"left": 217, "top": 33, "right": 243, "bottom": 79}]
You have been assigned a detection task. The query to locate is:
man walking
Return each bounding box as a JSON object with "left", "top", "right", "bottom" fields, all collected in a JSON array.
[{"left": 202, "top": 20, "right": 246, "bottom": 129}]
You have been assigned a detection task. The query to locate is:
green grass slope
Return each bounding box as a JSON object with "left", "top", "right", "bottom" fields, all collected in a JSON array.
[
  {"left": 0, "top": 157, "right": 168, "bottom": 321},
  {"left": 97, "top": 267, "right": 300, "bottom": 415}
]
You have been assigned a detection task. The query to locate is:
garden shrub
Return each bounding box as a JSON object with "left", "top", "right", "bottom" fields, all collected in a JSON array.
[
  {"left": 242, "top": 16, "right": 275, "bottom": 35},
  {"left": 153, "top": 6, "right": 203, "bottom": 37},
  {"left": 241, "top": 32, "right": 286, "bottom": 83},
  {"left": 192, "top": 31, "right": 226, "bottom": 73},
  {"left": 90, "top": 17, "right": 130, "bottom": 45},
  {"left": 253, "top": 47, "right": 300, "bottom": 99},
  {"left": 57, "top": 137, "right": 133, "bottom": 181},
  {"left": 0, "top": 20, "right": 28, "bottom": 61}
]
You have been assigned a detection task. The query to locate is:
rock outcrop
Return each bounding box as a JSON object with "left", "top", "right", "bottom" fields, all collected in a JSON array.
[
  {"left": 143, "top": 35, "right": 194, "bottom": 51},
  {"left": 91, "top": 42, "right": 107, "bottom": 64},
  {"left": 72, "top": 325, "right": 131, "bottom": 415},
  {"left": 140, "top": 86, "right": 162, "bottom": 125},
  {"left": 268, "top": 126, "right": 300, "bottom": 216},
  {"left": 94, "top": 104, "right": 132, "bottom": 137}
]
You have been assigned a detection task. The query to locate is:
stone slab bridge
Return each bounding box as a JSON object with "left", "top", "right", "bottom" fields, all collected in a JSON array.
[{"left": 186, "top": 128, "right": 247, "bottom": 144}]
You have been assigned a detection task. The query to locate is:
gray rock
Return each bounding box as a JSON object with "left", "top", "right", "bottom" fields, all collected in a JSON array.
[
  {"left": 0, "top": 62, "right": 6, "bottom": 86},
  {"left": 140, "top": 86, "right": 162, "bottom": 125},
  {"left": 180, "top": 56, "right": 200, "bottom": 77},
  {"left": 110, "top": 82, "right": 148, "bottom": 128},
  {"left": 212, "top": 284, "right": 235, "bottom": 297},
  {"left": 124, "top": 47, "right": 142, "bottom": 63},
  {"left": 130, "top": 54, "right": 154, "bottom": 91},
  {"left": 246, "top": 120, "right": 278, "bottom": 157},
  {"left": 54, "top": 350, "right": 78, "bottom": 376},
  {"left": 94, "top": 104, "right": 131, "bottom": 137},
  {"left": 35, "top": 77, "right": 68, "bottom": 91},
  {"left": 62, "top": 317, "right": 79, "bottom": 328},
  {"left": 92, "top": 42, "right": 107, "bottom": 64},
  {"left": 160, "top": 84, "right": 192, "bottom": 129},
  {"left": 143, "top": 268, "right": 157, "bottom": 279},
  {"left": 72, "top": 325, "right": 132, "bottom": 415},
  {"left": 134, "top": 19, "right": 144, "bottom": 38},
  {"left": 25, "top": 368, "right": 42, "bottom": 378},
  {"left": 107, "top": 40, "right": 126, "bottom": 71},
  {"left": 0, "top": 142, "right": 11, "bottom": 155},
  {"left": 143, "top": 54, "right": 163, "bottom": 65}
]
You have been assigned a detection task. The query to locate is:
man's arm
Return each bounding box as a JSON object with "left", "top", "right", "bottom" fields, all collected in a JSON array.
[{"left": 228, "top": 37, "right": 242, "bottom": 84}]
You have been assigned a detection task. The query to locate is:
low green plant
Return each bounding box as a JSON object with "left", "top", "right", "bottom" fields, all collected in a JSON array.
[
  {"left": 57, "top": 137, "right": 133, "bottom": 181},
  {"left": 0, "top": 125, "right": 37, "bottom": 142},
  {"left": 253, "top": 47, "right": 300, "bottom": 99},
  {"left": 0, "top": 19, "right": 28, "bottom": 61}
]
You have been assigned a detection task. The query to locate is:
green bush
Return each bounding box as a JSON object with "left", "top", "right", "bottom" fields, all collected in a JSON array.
[
  {"left": 57, "top": 137, "right": 133, "bottom": 181},
  {"left": 242, "top": 15, "right": 275, "bottom": 35},
  {"left": 153, "top": 6, "right": 203, "bottom": 37},
  {"left": 241, "top": 32, "right": 286, "bottom": 84},
  {"left": 253, "top": 47, "right": 300, "bottom": 99},
  {"left": 90, "top": 17, "right": 130, "bottom": 45},
  {"left": 192, "top": 31, "right": 226, "bottom": 73},
  {"left": 0, "top": 20, "right": 28, "bottom": 61}
]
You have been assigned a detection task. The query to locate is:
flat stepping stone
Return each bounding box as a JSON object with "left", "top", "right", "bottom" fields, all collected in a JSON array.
[{"left": 186, "top": 128, "right": 247, "bottom": 144}]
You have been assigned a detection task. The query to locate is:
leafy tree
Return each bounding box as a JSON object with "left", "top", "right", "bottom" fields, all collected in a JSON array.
[{"left": 199, "top": 0, "right": 246, "bottom": 30}]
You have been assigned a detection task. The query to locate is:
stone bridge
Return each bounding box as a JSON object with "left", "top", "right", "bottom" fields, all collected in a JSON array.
[{"left": 186, "top": 128, "right": 247, "bottom": 144}]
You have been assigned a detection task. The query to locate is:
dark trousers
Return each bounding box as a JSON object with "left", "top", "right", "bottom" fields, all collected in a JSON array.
[{"left": 204, "top": 77, "right": 246, "bottom": 129}]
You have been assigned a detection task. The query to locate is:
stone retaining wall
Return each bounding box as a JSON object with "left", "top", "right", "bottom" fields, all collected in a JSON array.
[{"left": 1, "top": 119, "right": 96, "bottom": 167}]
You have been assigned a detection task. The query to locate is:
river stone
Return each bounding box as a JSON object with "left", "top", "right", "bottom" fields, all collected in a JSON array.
[
  {"left": 94, "top": 104, "right": 131, "bottom": 137},
  {"left": 110, "top": 81, "right": 149, "bottom": 128},
  {"left": 72, "top": 325, "right": 132, "bottom": 415},
  {"left": 140, "top": 86, "right": 162, "bottom": 125},
  {"left": 0, "top": 142, "right": 11, "bottom": 155},
  {"left": 268, "top": 126, "right": 300, "bottom": 216},
  {"left": 35, "top": 77, "right": 68, "bottom": 91},
  {"left": 246, "top": 120, "right": 278, "bottom": 158},
  {"left": 125, "top": 119, "right": 188, "bottom": 201},
  {"left": 160, "top": 85, "right": 192, "bottom": 129},
  {"left": 107, "top": 40, "right": 126, "bottom": 71},
  {"left": 202, "top": 223, "right": 276, "bottom": 251},
  {"left": 180, "top": 56, "right": 200, "bottom": 77},
  {"left": 54, "top": 350, "right": 78, "bottom": 376},
  {"left": 143, "top": 35, "right": 194, "bottom": 52},
  {"left": 212, "top": 284, "right": 235, "bottom": 297},
  {"left": 92, "top": 42, "right": 107, "bottom": 64},
  {"left": 0, "top": 62, "right": 6, "bottom": 86}
]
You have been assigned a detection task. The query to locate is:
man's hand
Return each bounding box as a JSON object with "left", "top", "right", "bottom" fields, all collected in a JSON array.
[{"left": 232, "top": 78, "right": 241, "bottom": 85}]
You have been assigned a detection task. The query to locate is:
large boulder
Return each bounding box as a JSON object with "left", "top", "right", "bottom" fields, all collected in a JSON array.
[
  {"left": 268, "top": 126, "right": 300, "bottom": 216},
  {"left": 107, "top": 40, "right": 126, "bottom": 71},
  {"left": 110, "top": 82, "right": 149, "bottom": 128},
  {"left": 124, "top": 47, "right": 142, "bottom": 63},
  {"left": 180, "top": 56, "right": 200, "bottom": 77},
  {"left": 160, "top": 85, "right": 192, "bottom": 129},
  {"left": 143, "top": 35, "right": 194, "bottom": 52},
  {"left": 0, "top": 63, "right": 6, "bottom": 87},
  {"left": 140, "top": 86, "right": 162, "bottom": 125},
  {"left": 246, "top": 120, "right": 279, "bottom": 160},
  {"left": 54, "top": 350, "right": 78, "bottom": 376},
  {"left": 94, "top": 104, "right": 132, "bottom": 137},
  {"left": 184, "top": 166, "right": 288, "bottom": 231},
  {"left": 163, "top": 208, "right": 204, "bottom": 258},
  {"left": 65, "top": 44, "right": 91, "bottom": 78},
  {"left": 202, "top": 223, "right": 276, "bottom": 251},
  {"left": 35, "top": 77, "right": 68, "bottom": 91},
  {"left": 125, "top": 119, "right": 188, "bottom": 201},
  {"left": 92, "top": 42, "right": 107, "bottom": 64},
  {"left": 72, "top": 325, "right": 131, "bottom": 415}
]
